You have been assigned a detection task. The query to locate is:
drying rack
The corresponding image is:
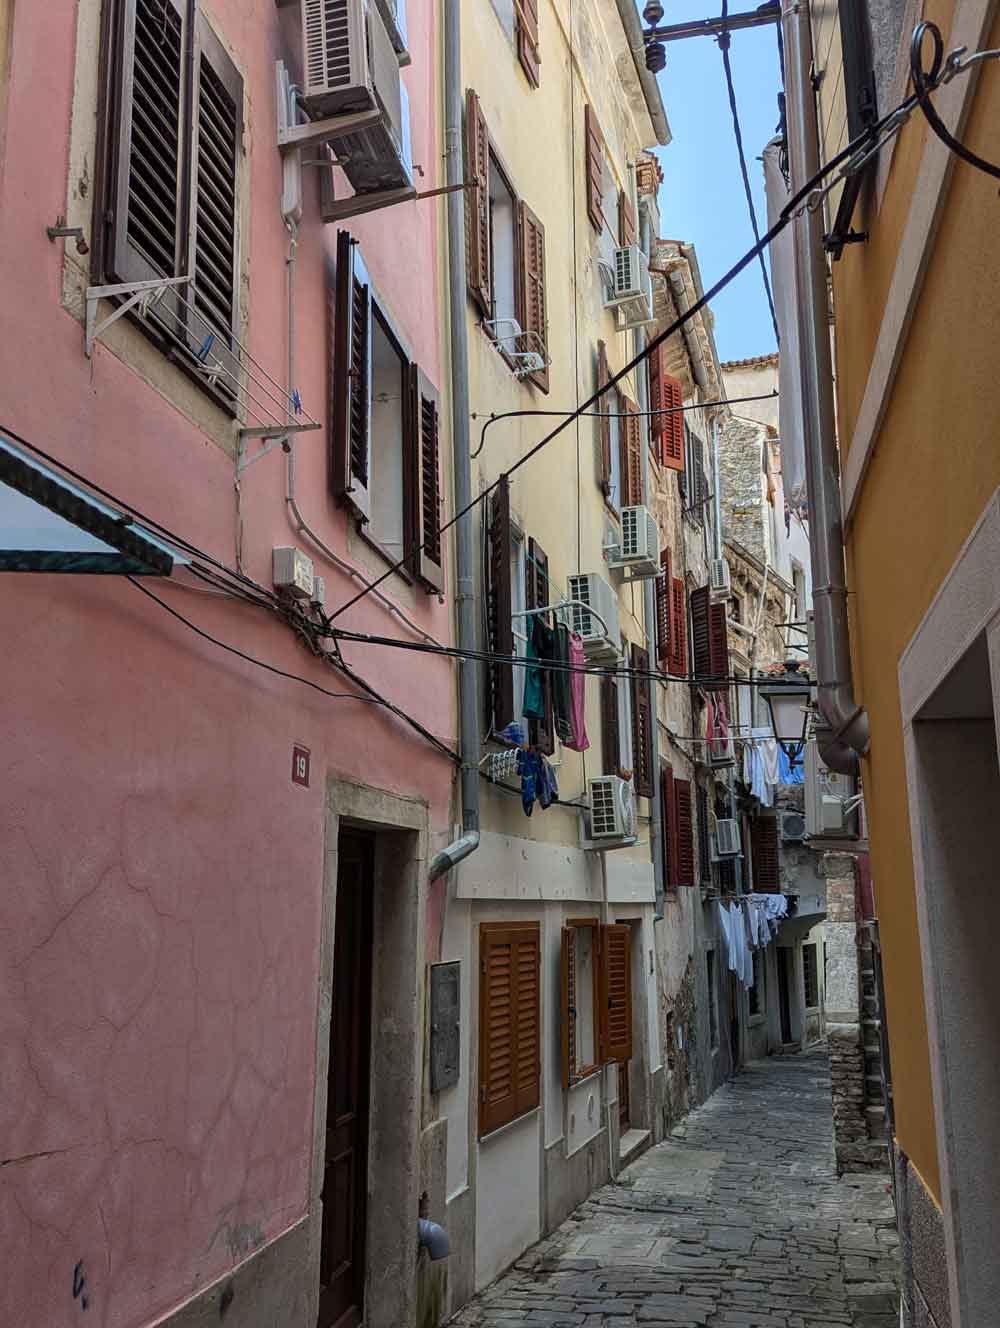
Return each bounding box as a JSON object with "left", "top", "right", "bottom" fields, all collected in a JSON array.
[{"left": 510, "top": 598, "right": 612, "bottom": 639}]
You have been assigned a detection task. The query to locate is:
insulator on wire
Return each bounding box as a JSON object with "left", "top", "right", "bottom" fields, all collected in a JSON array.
[
  {"left": 645, "top": 40, "right": 666, "bottom": 73},
  {"left": 643, "top": 2, "right": 664, "bottom": 22}
]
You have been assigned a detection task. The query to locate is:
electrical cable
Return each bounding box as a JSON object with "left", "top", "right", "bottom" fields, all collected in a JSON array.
[{"left": 910, "top": 21, "right": 1000, "bottom": 180}]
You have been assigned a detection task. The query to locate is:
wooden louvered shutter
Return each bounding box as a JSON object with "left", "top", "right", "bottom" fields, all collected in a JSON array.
[
  {"left": 601, "top": 924, "right": 633, "bottom": 1063},
  {"left": 697, "top": 784, "right": 712, "bottom": 886},
  {"left": 516, "top": 0, "right": 541, "bottom": 88},
  {"left": 331, "top": 230, "right": 372, "bottom": 521},
  {"left": 189, "top": 11, "right": 243, "bottom": 405},
  {"left": 621, "top": 397, "right": 642, "bottom": 507},
  {"left": 691, "top": 586, "right": 728, "bottom": 688},
  {"left": 526, "top": 536, "right": 554, "bottom": 755},
  {"left": 601, "top": 670, "right": 620, "bottom": 775},
  {"left": 661, "top": 764, "right": 677, "bottom": 888},
  {"left": 102, "top": 0, "right": 188, "bottom": 293},
  {"left": 650, "top": 357, "right": 685, "bottom": 472},
  {"left": 596, "top": 341, "right": 612, "bottom": 495},
  {"left": 407, "top": 366, "right": 444, "bottom": 592},
  {"left": 690, "top": 585, "right": 711, "bottom": 682},
  {"left": 751, "top": 817, "right": 780, "bottom": 891},
  {"left": 465, "top": 90, "right": 491, "bottom": 314},
  {"left": 584, "top": 105, "right": 604, "bottom": 234},
  {"left": 479, "top": 923, "right": 540, "bottom": 1136},
  {"left": 669, "top": 579, "right": 687, "bottom": 676},
  {"left": 618, "top": 188, "right": 636, "bottom": 247},
  {"left": 487, "top": 477, "right": 515, "bottom": 734},
  {"left": 674, "top": 777, "right": 695, "bottom": 886},
  {"left": 656, "top": 547, "right": 671, "bottom": 666},
  {"left": 630, "top": 643, "right": 653, "bottom": 798},
  {"left": 517, "top": 201, "right": 549, "bottom": 393},
  {"left": 561, "top": 926, "right": 576, "bottom": 1088}
]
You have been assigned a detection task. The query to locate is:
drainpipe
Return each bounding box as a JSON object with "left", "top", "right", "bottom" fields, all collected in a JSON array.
[
  {"left": 782, "top": 1, "right": 869, "bottom": 775},
  {"left": 430, "top": 0, "right": 480, "bottom": 881}
]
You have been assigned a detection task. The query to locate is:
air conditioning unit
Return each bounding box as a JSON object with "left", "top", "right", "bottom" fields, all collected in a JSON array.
[
  {"left": 567, "top": 572, "right": 621, "bottom": 661},
  {"left": 301, "top": 0, "right": 413, "bottom": 195},
  {"left": 372, "top": 0, "right": 410, "bottom": 63},
  {"left": 584, "top": 776, "right": 637, "bottom": 847},
  {"left": 710, "top": 558, "right": 731, "bottom": 601},
  {"left": 608, "top": 505, "right": 659, "bottom": 577},
  {"left": 690, "top": 739, "right": 710, "bottom": 768},
  {"left": 804, "top": 740, "right": 859, "bottom": 839},
  {"left": 606, "top": 246, "right": 654, "bottom": 328},
  {"left": 709, "top": 736, "right": 737, "bottom": 769},
  {"left": 781, "top": 810, "right": 807, "bottom": 842},
  {"left": 714, "top": 818, "right": 741, "bottom": 858}
]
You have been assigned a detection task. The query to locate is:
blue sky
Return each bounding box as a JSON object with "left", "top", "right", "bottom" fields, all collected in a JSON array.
[{"left": 645, "top": 3, "right": 784, "bottom": 362}]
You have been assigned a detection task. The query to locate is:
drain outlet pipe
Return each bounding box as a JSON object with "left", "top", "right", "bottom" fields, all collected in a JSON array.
[
  {"left": 430, "top": 0, "right": 480, "bottom": 881},
  {"left": 782, "top": 2, "right": 869, "bottom": 775}
]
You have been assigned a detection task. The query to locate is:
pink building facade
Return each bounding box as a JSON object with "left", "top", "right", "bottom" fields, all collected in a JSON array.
[{"left": 0, "top": 3, "right": 457, "bottom": 1325}]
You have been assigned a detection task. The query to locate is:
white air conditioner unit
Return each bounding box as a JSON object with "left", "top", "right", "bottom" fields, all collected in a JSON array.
[
  {"left": 710, "top": 557, "right": 731, "bottom": 601},
  {"left": 606, "top": 246, "right": 654, "bottom": 328},
  {"left": 372, "top": 0, "right": 410, "bottom": 63},
  {"left": 709, "top": 736, "right": 737, "bottom": 769},
  {"left": 608, "top": 505, "right": 660, "bottom": 577},
  {"left": 584, "top": 776, "right": 637, "bottom": 847},
  {"left": 781, "top": 809, "right": 807, "bottom": 842},
  {"left": 804, "top": 740, "right": 859, "bottom": 839},
  {"left": 690, "top": 739, "right": 710, "bottom": 768},
  {"left": 300, "top": 0, "right": 413, "bottom": 194},
  {"left": 714, "top": 818, "right": 741, "bottom": 858},
  {"left": 567, "top": 572, "right": 621, "bottom": 661}
]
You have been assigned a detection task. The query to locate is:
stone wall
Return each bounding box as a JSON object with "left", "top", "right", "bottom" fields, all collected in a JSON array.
[{"left": 719, "top": 416, "right": 768, "bottom": 561}]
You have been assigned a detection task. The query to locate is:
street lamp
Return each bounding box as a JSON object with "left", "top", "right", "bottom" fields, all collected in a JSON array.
[{"left": 759, "top": 667, "right": 811, "bottom": 768}]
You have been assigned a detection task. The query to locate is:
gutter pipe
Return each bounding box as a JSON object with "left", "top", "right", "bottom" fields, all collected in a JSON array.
[
  {"left": 782, "top": 2, "right": 869, "bottom": 775},
  {"left": 613, "top": 0, "right": 672, "bottom": 146},
  {"left": 431, "top": 0, "right": 480, "bottom": 881}
]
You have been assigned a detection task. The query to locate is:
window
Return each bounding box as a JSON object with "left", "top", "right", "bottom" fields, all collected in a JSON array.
[
  {"left": 525, "top": 536, "right": 554, "bottom": 753},
  {"left": 608, "top": 390, "right": 623, "bottom": 510},
  {"left": 630, "top": 643, "right": 653, "bottom": 797},
  {"left": 584, "top": 104, "right": 605, "bottom": 234},
  {"left": 661, "top": 765, "right": 695, "bottom": 889},
  {"left": 792, "top": 561, "right": 807, "bottom": 620},
  {"left": 749, "top": 950, "right": 765, "bottom": 1017},
  {"left": 685, "top": 426, "right": 708, "bottom": 524},
  {"left": 561, "top": 919, "right": 600, "bottom": 1084},
  {"left": 697, "top": 784, "right": 712, "bottom": 886},
  {"left": 331, "top": 231, "right": 444, "bottom": 592},
  {"left": 479, "top": 922, "right": 540, "bottom": 1136},
  {"left": 601, "top": 670, "right": 621, "bottom": 776},
  {"left": 594, "top": 346, "right": 643, "bottom": 513},
  {"left": 803, "top": 943, "right": 820, "bottom": 1010},
  {"left": 750, "top": 816, "right": 780, "bottom": 891},
  {"left": 516, "top": 0, "right": 540, "bottom": 87},
  {"left": 648, "top": 344, "right": 684, "bottom": 471},
  {"left": 707, "top": 950, "right": 719, "bottom": 1050},
  {"left": 466, "top": 91, "right": 548, "bottom": 391},
  {"left": 94, "top": 0, "right": 244, "bottom": 414},
  {"left": 690, "top": 586, "right": 729, "bottom": 689}
]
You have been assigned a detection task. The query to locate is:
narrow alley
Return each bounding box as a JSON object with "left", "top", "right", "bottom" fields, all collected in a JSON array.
[{"left": 452, "top": 1051, "right": 899, "bottom": 1328}]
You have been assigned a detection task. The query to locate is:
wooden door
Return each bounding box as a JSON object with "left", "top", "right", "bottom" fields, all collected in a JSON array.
[
  {"left": 778, "top": 947, "right": 793, "bottom": 1044},
  {"left": 319, "top": 832, "right": 374, "bottom": 1328}
]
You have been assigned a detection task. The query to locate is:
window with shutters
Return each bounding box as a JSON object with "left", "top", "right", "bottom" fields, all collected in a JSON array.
[
  {"left": 630, "top": 643, "right": 653, "bottom": 797},
  {"left": 750, "top": 816, "right": 780, "bottom": 892},
  {"left": 697, "top": 784, "right": 712, "bottom": 887},
  {"left": 330, "top": 231, "right": 444, "bottom": 593},
  {"left": 595, "top": 351, "right": 640, "bottom": 514},
  {"left": 655, "top": 548, "right": 672, "bottom": 668},
  {"left": 685, "top": 427, "right": 709, "bottom": 525},
  {"left": 648, "top": 346, "right": 684, "bottom": 471},
  {"left": 516, "top": 0, "right": 541, "bottom": 87},
  {"left": 669, "top": 578, "right": 687, "bottom": 677},
  {"left": 803, "top": 942, "right": 820, "bottom": 1010},
  {"left": 561, "top": 919, "right": 600, "bottom": 1087},
  {"left": 479, "top": 922, "right": 541, "bottom": 1137},
  {"left": 485, "top": 479, "right": 515, "bottom": 735},
  {"left": 601, "top": 923, "right": 633, "bottom": 1065},
  {"left": 661, "top": 764, "right": 676, "bottom": 893},
  {"left": 674, "top": 777, "right": 695, "bottom": 887},
  {"left": 525, "top": 536, "right": 555, "bottom": 754},
  {"left": 618, "top": 187, "right": 636, "bottom": 247},
  {"left": 600, "top": 669, "right": 630, "bottom": 777},
  {"left": 94, "top": 0, "right": 244, "bottom": 416},
  {"left": 690, "top": 586, "right": 729, "bottom": 689},
  {"left": 584, "top": 105, "right": 605, "bottom": 235}
]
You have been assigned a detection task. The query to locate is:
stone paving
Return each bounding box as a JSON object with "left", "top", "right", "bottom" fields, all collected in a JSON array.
[{"left": 451, "top": 1050, "right": 899, "bottom": 1328}]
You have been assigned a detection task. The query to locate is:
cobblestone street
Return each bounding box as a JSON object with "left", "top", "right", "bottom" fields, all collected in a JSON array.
[{"left": 451, "top": 1051, "right": 899, "bottom": 1328}]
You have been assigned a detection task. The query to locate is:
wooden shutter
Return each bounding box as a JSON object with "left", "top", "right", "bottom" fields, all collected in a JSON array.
[
  {"left": 601, "top": 924, "right": 633, "bottom": 1063},
  {"left": 669, "top": 579, "right": 687, "bottom": 676},
  {"left": 561, "top": 926, "right": 576, "bottom": 1088},
  {"left": 516, "top": 0, "right": 541, "bottom": 88},
  {"left": 691, "top": 586, "right": 728, "bottom": 688},
  {"left": 630, "top": 643, "right": 653, "bottom": 798},
  {"left": 596, "top": 341, "right": 612, "bottom": 495},
  {"left": 331, "top": 230, "right": 372, "bottom": 521},
  {"left": 407, "top": 366, "right": 444, "bottom": 592},
  {"left": 697, "top": 784, "right": 712, "bottom": 886},
  {"left": 465, "top": 90, "right": 491, "bottom": 314},
  {"left": 656, "top": 547, "right": 671, "bottom": 666},
  {"left": 648, "top": 346, "right": 685, "bottom": 471},
  {"left": 479, "top": 923, "right": 540, "bottom": 1136},
  {"left": 661, "top": 765, "right": 677, "bottom": 888},
  {"left": 621, "top": 397, "right": 642, "bottom": 507},
  {"left": 486, "top": 477, "right": 515, "bottom": 733},
  {"left": 618, "top": 188, "right": 636, "bottom": 247},
  {"left": 601, "top": 670, "right": 620, "bottom": 775},
  {"left": 517, "top": 201, "right": 549, "bottom": 393},
  {"left": 526, "top": 536, "right": 554, "bottom": 755},
  {"left": 584, "top": 105, "right": 604, "bottom": 234},
  {"left": 674, "top": 777, "right": 695, "bottom": 886},
  {"left": 101, "top": 0, "right": 188, "bottom": 291},
  {"left": 751, "top": 817, "right": 780, "bottom": 891}
]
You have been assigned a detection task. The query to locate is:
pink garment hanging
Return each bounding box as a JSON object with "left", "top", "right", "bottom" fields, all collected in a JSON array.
[
  {"left": 705, "top": 692, "right": 717, "bottom": 746},
  {"left": 563, "top": 632, "right": 590, "bottom": 751}
]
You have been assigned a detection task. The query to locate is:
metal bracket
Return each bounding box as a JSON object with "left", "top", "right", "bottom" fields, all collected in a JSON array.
[
  {"left": 237, "top": 422, "right": 321, "bottom": 477},
  {"left": 85, "top": 276, "right": 192, "bottom": 357}
]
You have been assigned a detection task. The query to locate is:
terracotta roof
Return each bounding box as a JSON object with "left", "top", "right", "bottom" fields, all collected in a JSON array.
[{"left": 721, "top": 353, "right": 779, "bottom": 370}]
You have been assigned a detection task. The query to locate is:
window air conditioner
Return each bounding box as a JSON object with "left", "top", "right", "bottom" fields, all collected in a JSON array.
[
  {"left": 372, "top": 0, "right": 410, "bottom": 63},
  {"left": 710, "top": 557, "right": 731, "bottom": 601},
  {"left": 567, "top": 572, "right": 621, "bottom": 661},
  {"left": 300, "top": 0, "right": 413, "bottom": 195},
  {"left": 709, "top": 736, "right": 737, "bottom": 769},
  {"left": 713, "top": 818, "right": 741, "bottom": 858},
  {"left": 584, "top": 776, "right": 637, "bottom": 847},
  {"left": 781, "top": 810, "right": 807, "bottom": 842},
  {"left": 606, "top": 246, "right": 654, "bottom": 329},
  {"left": 608, "top": 505, "right": 660, "bottom": 578}
]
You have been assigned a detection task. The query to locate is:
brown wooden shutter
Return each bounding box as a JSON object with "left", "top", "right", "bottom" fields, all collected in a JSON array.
[
  {"left": 601, "top": 670, "right": 620, "bottom": 775},
  {"left": 487, "top": 477, "right": 515, "bottom": 733},
  {"left": 674, "top": 778, "right": 695, "bottom": 886},
  {"left": 661, "top": 764, "right": 677, "bottom": 888},
  {"left": 516, "top": 0, "right": 541, "bottom": 88},
  {"left": 584, "top": 105, "right": 605, "bottom": 234},
  {"left": 630, "top": 643, "right": 653, "bottom": 798},
  {"left": 596, "top": 340, "right": 612, "bottom": 495},
  {"left": 618, "top": 188, "right": 636, "bottom": 246},
  {"left": 561, "top": 926, "right": 576, "bottom": 1088},
  {"left": 621, "top": 397, "right": 642, "bottom": 507},
  {"left": 331, "top": 230, "right": 372, "bottom": 521},
  {"left": 656, "top": 547, "right": 671, "bottom": 667},
  {"left": 526, "top": 536, "right": 554, "bottom": 755},
  {"left": 697, "top": 784, "right": 712, "bottom": 886},
  {"left": 691, "top": 586, "right": 728, "bottom": 688},
  {"left": 690, "top": 585, "right": 711, "bottom": 682},
  {"left": 669, "top": 579, "right": 687, "bottom": 676},
  {"left": 601, "top": 924, "right": 633, "bottom": 1063},
  {"left": 751, "top": 817, "right": 780, "bottom": 891},
  {"left": 465, "top": 90, "right": 491, "bottom": 315},
  {"left": 708, "top": 600, "right": 729, "bottom": 688},
  {"left": 517, "top": 201, "right": 549, "bottom": 393},
  {"left": 479, "top": 922, "right": 540, "bottom": 1136},
  {"left": 649, "top": 355, "right": 685, "bottom": 471},
  {"left": 407, "top": 366, "right": 444, "bottom": 592}
]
